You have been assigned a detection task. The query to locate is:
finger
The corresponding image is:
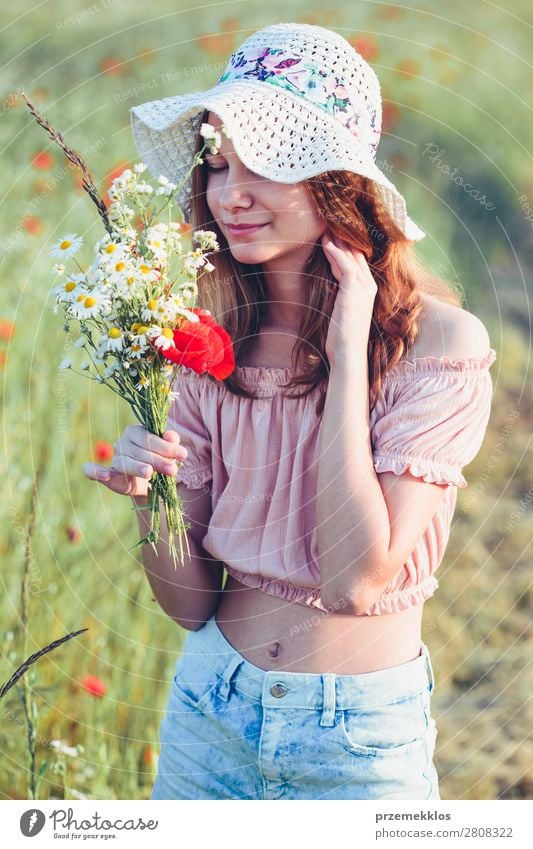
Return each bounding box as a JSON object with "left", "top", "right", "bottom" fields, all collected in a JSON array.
[
  {"left": 132, "top": 424, "right": 186, "bottom": 460},
  {"left": 83, "top": 463, "right": 147, "bottom": 496},
  {"left": 83, "top": 462, "right": 111, "bottom": 482}
]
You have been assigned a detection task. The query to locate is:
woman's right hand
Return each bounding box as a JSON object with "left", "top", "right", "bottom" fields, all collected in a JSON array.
[{"left": 82, "top": 425, "right": 188, "bottom": 498}]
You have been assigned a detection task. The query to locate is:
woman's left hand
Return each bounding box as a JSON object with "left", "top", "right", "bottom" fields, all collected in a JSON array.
[{"left": 321, "top": 231, "right": 377, "bottom": 367}]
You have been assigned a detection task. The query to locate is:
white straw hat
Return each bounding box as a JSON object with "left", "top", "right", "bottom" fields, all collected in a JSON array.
[{"left": 130, "top": 21, "right": 425, "bottom": 241}]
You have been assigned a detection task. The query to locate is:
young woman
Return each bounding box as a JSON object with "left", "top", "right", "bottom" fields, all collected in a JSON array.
[{"left": 85, "top": 23, "right": 497, "bottom": 800}]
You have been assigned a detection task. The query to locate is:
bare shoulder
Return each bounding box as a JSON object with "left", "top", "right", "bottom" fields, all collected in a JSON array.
[{"left": 407, "top": 291, "right": 491, "bottom": 361}]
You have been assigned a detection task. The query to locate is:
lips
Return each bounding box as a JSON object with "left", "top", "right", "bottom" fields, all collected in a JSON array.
[{"left": 226, "top": 223, "right": 267, "bottom": 235}]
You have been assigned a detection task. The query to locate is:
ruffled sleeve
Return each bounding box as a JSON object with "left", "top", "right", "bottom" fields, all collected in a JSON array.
[
  {"left": 371, "top": 348, "right": 497, "bottom": 488},
  {"left": 166, "top": 367, "right": 213, "bottom": 489}
]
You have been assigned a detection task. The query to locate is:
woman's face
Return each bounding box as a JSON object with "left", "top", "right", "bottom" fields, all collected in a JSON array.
[{"left": 204, "top": 112, "right": 327, "bottom": 267}]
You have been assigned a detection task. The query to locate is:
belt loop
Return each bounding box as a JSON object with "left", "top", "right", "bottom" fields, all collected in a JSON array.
[
  {"left": 218, "top": 655, "right": 245, "bottom": 702},
  {"left": 423, "top": 644, "right": 436, "bottom": 694},
  {"left": 319, "top": 673, "right": 336, "bottom": 727}
]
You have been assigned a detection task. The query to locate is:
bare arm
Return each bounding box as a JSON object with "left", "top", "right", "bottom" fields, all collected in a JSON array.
[
  {"left": 84, "top": 424, "right": 225, "bottom": 631},
  {"left": 131, "top": 484, "right": 226, "bottom": 630}
]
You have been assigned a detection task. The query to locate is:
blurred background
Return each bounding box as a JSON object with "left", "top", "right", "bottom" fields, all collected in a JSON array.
[{"left": 0, "top": 0, "right": 531, "bottom": 800}]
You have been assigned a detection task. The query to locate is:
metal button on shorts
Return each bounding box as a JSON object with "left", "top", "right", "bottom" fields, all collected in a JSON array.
[{"left": 270, "top": 682, "right": 289, "bottom": 698}]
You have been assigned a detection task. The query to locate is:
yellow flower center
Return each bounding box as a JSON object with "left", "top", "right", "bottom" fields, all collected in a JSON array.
[
  {"left": 64, "top": 281, "right": 76, "bottom": 292},
  {"left": 131, "top": 323, "right": 140, "bottom": 333},
  {"left": 60, "top": 240, "right": 72, "bottom": 250},
  {"left": 76, "top": 294, "right": 86, "bottom": 302},
  {"left": 108, "top": 328, "right": 122, "bottom": 339},
  {"left": 161, "top": 327, "right": 174, "bottom": 339},
  {"left": 147, "top": 299, "right": 158, "bottom": 310},
  {"left": 126, "top": 277, "right": 136, "bottom": 286},
  {"left": 139, "top": 264, "right": 151, "bottom": 274},
  {"left": 105, "top": 244, "right": 116, "bottom": 253},
  {"left": 161, "top": 383, "right": 170, "bottom": 394},
  {"left": 84, "top": 297, "right": 97, "bottom": 308},
  {"left": 114, "top": 261, "right": 126, "bottom": 272},
  {"left": 137, "top": 325, "right": 149, "bottom": 335}
]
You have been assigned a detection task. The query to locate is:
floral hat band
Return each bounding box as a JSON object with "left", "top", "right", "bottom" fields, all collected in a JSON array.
[
  {"left": 130, "top": 22, "right": 426, "bottom": 241},
  {"left": 216, "top": 45, "right": 380, "bottom": 158}
]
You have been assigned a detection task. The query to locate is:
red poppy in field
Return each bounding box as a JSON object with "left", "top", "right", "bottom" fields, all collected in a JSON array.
[
  {"left": 100, "top": 56, "right": 122, "bottom": 75},
  {"left": 349, "top": 36, "right": 379, "bottom": 62},
  {"left": 81, "top": 675, "right": 106, "bottom": 698},
  {"left": 142, "top": 746, "right": 155, "bottom": 766},
  {"left": 66, "top": 525, "right": 81, "bottom": 544},
  {"left": 0, "top": 320, "right": 15, "bottom": 341},
  {"left": 381, "top": 102, "right": 400, "bottom": 133},
  {"left": 0, "top": 351, "right": 7, "bottom": 368},
  {"left": 395, "top": 59, "right": 422, "bottom": 79},
  {"left": 22, "top": 215, "right": 44, "bottom": 235},
  {"left": 93, "top": 441, "right": 114, "bottom": 463},
  {"left": 31, "top": 150, "right": 54, "bottom": 170},
  {"left": 195, "top": 32, "right": 234, "bottom": 57},
  {"left": 159, "top": 308, "right": 235, "bottom": 379}
]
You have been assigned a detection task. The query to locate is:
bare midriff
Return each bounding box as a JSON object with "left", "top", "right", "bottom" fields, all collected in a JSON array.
[
  {"left": 215, "top": 573, "right": 424, "bottom": 674},
  {"left": 213, "top": 322, "right": 427, "bottom": 674}
]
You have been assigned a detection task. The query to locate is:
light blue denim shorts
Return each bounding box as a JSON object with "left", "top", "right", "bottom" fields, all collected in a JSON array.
[{"left": 151, "top": 612, "right": 440, "bottom": 800}]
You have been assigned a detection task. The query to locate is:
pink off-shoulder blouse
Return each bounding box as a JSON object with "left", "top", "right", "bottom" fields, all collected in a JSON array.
[{"left": 167, "top": 347, "right": 497, "bottom": 616}]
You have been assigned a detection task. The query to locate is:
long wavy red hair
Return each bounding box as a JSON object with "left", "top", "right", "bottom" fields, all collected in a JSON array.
[{"left": 189, "top": 108, "right": 462, "bottom": 416}]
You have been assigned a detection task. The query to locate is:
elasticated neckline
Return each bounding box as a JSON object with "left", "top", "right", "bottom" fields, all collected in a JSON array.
[{"left": 233, "top": 348, "right": 497, "bottom": 385}]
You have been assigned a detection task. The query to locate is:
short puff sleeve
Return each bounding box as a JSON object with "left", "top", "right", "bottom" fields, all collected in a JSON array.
[
  {"left": 166, "top": 368, "right": 213, "bottom": 489},
  {"left": 371, "top": 349, "right": 497, "bottom": 488}
]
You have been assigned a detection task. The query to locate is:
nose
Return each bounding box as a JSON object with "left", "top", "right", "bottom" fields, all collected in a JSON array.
[{"left": 217, "top": 169, "right": 254, "bottom": 211}]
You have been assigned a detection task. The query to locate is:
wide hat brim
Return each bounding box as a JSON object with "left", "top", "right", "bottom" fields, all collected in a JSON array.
[{"left": 130, "top": 79, "right": 425, "bottom": 241}]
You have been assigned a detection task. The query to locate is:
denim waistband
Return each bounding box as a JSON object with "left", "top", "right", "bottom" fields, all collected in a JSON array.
[{"left": 184, "top": 613, "right": 436, "bottom": 726}]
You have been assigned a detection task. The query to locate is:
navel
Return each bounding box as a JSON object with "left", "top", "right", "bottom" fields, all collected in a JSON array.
[{"left": 268, "top": 641, "right": 281, "bottom": 658}]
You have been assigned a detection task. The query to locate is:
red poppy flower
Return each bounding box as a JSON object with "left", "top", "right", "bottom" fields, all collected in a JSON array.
[
  {"left": 159, "top": 308, "right": 235, "bottom": 379},
  {"left": 350, "top": 37, "right": 379, "bottom": 62},
  {"left": 93, "top": 441, "right": 113, "bottom": 463},
  {"left": 100, "top": 56, "right": 122, "bottom": 75},
  {"left": 0, "top": 352, "right": 6, "bottom": 369},
  {"left": 66, "top": 525, "right": 81, "bottom": 544},
  {"left": 22, "top": 215, "right": 43, "bottom": 235},
  {"left": 142, "top": 746, "right": 155, "bottom": 766},
  {"left": 81, "top": 675, "right": 106, "bottom": 697},
  {"left": 31, "top": 150, "right": 54, "bottom": 170},
  {"left": 0, "top": 320, "right": 15, "bottom": 341}
]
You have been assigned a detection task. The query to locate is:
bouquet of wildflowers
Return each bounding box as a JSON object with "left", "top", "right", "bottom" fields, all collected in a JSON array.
[{"left": 23, "top": 93, "right": 235, "bottom": 568}]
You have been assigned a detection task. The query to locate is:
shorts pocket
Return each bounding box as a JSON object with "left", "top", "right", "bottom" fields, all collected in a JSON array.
[
  {"left": 338, "top": 690, "right": 430, "bottom": 758},
  {"left": 170, "top": 654, "right": 221, "bottom": 712}
]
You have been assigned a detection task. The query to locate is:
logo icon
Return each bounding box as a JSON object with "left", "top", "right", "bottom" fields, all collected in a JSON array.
[{"left": 20, "top": 809, "right": 46, "bottom": 837}]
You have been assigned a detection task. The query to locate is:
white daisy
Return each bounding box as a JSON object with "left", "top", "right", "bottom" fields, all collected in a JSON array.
[
  {"left": 133, "top": 162, "right": 147, "bottom": 173},
  {"left": 193, "top": 229, "right": 219, "bottom": 252},
  {"left": 68, "top": 288, "right": 112, "bottom": 320},
  {"left": 51, "top": 273, "right": 87, "bottom": 304},
  {"left": 49, "top": 233, "right": 83, "bottom": 260},
  {"left": 106, "top": 327, "right": 124, "bottom": 353},
  {"left": 135, "top": 373, "right": 150, "bottom": 390},
  {"left": 59, "top": 358, "right": 72, "bottom": 369},
  {"left": 200, "top": 123, "right": 222, "bottom": 154},
  {"left": 151, "top": 326, "right": 175, "bottom": 351}
]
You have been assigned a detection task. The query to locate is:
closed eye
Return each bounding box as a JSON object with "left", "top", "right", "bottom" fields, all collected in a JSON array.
[{"left": 206, "top": 164, "right": 227, "bottom": 171}]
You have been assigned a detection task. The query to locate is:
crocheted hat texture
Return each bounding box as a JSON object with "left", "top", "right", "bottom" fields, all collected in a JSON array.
[{"left": 130, "top": 21, "right": 425, "bottom": 241}]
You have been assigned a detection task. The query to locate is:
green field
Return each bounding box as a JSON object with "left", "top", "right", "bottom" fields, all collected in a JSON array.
[{"left": 1, "top": 1, "right": 531, "bottom": 800}]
